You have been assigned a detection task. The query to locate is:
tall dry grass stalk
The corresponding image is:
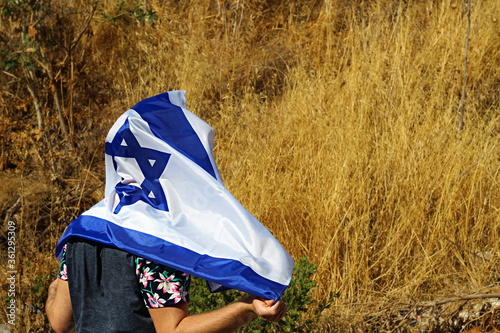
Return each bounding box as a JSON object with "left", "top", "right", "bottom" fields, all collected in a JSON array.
[{"left": 1, "top": 0, "right": 500, "bottom": 330}]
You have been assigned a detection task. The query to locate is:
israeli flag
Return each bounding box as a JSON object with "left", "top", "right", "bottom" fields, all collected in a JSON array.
[{"left": 56, "top": 91, "right": 293, "bottom": 300}]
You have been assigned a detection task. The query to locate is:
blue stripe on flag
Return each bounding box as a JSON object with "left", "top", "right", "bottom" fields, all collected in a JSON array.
[
  {"left": 130, "top": 93, "right": 217, "bottom": 179},
  {"left": 56, "top": 215, "right": 288, "bottom": 301}
]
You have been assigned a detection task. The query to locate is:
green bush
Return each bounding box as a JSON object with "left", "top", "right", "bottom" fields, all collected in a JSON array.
[
  {"left": 100, "top": 0, "right": 157, "bottom": 25},
  {"left": 189, "top": 257, "right": 338, "bottom": 332}
]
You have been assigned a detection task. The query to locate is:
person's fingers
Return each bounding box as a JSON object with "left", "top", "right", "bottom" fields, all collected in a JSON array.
[
  {"left": 270, "top": 304, "right": 285, "bottom": 321},
  {"left": 255, "top": 297, "right": 274, "bottom": 307},
  {"left": 264, "top": 299, "right": 274, "bottom": 307},
  {"left": 251, "top": 297, "right": 288, "bottom": 322},
  {"left": 275, "top": 301, "right": 286, "bottom": 319},
  {"left": 270, "top": 300, "right": 284, "bottom": 311},
  {"left": 259, "top": 300, "right": 287, "bottom": 322}
]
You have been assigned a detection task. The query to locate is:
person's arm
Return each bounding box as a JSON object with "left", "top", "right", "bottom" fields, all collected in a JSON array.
[
  {"left": 45, "top": 278, "right": 75, "bottom": 333},
  {"left": 149, "top": 295, "right": 286, "bottom": 333}
]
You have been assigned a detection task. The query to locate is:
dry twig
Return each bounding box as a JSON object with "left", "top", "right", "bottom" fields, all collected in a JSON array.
[
  {"left": 459, "top": 0, "right": 472, "bottom": 131},
  {"left": 401, "top": 294, "right": 500, "bottom": 308}
]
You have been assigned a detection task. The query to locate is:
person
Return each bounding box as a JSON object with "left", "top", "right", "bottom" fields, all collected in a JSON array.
[
  {"left": 45, "top": 237, "right": 287, "bottom": 333},
  {"left": 45, "top": 91, "right": 291, "bottom": 332}
]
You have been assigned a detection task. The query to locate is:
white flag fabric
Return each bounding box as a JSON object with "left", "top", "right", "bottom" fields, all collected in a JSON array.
[{"left": 56, "top": 91, "right": 294, "bottom": 300}]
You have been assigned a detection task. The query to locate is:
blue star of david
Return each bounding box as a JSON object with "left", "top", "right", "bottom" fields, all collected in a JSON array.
[{"left": 105, "top": 119, "right": 171, "bottom": 213}]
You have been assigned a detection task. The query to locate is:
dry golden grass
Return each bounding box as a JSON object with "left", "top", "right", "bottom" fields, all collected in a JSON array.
[{"left": 1, "top": 0, "right": 500, "bottom": 331}]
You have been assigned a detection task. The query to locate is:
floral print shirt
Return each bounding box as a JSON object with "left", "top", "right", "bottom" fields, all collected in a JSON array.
[{"left": 58, "top": 243, "right": 190, "bottom": 308}]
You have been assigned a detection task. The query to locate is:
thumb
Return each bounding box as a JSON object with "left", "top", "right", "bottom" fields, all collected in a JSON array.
[{"left": 264, "top": 299, "right": 274, "bottom": 307}]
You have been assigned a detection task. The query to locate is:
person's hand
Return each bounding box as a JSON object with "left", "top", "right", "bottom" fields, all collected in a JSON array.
[{"left": 251, "top": 298, "right": 287, "bottom": 322}]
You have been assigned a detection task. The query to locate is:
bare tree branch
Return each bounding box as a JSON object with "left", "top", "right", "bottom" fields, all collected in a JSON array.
[{"left": 69, "top": 0, "right": 99, "bottom": 54}]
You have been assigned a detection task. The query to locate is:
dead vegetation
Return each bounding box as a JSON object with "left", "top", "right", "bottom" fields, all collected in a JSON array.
[{"left": 1, "top": 0, "right": 500, "bottom": 331}]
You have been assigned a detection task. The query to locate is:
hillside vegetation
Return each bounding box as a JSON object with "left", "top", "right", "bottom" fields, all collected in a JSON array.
[{"left": 1, "top": 0, "right": 500, "bottom": 331}]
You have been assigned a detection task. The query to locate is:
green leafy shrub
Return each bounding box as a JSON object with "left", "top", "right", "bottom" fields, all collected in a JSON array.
[
  {"left": 100, "top": 0, "right": 157, "bottom": 25},
  {"left": 189, "top": 257, "right": 338, "bottom": 332}
]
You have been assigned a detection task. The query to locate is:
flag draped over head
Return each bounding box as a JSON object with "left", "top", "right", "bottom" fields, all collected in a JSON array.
[{"left": 56, "top": 91, "right": 294, "bottom": 300}]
